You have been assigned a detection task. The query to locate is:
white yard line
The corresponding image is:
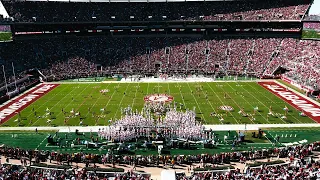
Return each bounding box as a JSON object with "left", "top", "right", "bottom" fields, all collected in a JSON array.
[
  {"left": 95, "top": 82, "right": 121, "bottom": 124},
  {"left": 167, "top": 83, "right": 171, "bottom": 96},
  {"left": 31, "top": 84, "right": 92, "bottom": 126},
  {"left": 264, "top": 133, "right": 275, "bottom": 145},
  {"left": 225, "top": 82, "right": 271, "bottom": 124},
  {"left": 205, "top": 82, "right": 240, "bottom": 124},
  {"left": 195, "top": 82, "right": 222, "bottom": 125},
  {"left": 246, "top": 82, "right": 302, "bottom": 124},
  {"left": 131, "top": 82, "right": 141, "bottom": 108},
  {"left": 175, "top": 82, "right": 187, "bottom": 109},
  {"left": 36, "top": 136, "right": 48, "bottom": 149},
  {"left": 11, "top": 84, "right": 69, "bottom": 126},
  {"left": 81, "top": 83, "right": 112, "bottom": 125},
  {"left": 185, "top": 82, "right": 206, "bottom": 122},
  {"left": 112, "top": 83, "right": 131, "bottom": 120}
]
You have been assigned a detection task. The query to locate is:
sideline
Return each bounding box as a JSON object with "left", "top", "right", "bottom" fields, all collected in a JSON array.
[
  {"left": 0, "top": 84, "right": 59, "bottom": 124},
  {"left": 0, "top": 123, "right": 320, "bottom": 132},
  {"left": 0, "top": 84, "right": 42, "bottom": 108},
  {"left": 258, "top": 81, "right": 320, "bottom": 123}
]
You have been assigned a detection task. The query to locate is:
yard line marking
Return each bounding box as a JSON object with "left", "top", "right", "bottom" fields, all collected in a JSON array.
[
  {"left": 225, "top": 82, "right": 271, "bottom": 124},
  {"left": 176, "top": 82, "right": 187, "bottom": 111},
  {"left": 261, "top": 81, "right": 318, "bottom": 123},
  {"left": 0, "top": 84, "right": 59, "bottom": 126},
  {"left": 131, "top": 82, "right": 141, "bottom": 108},
  {"left": 264, "top": 131, "right": 276, "bottom": 145},
  {"left": 205, "top": 82, "right": 240, "bottom": 124},
  {"left": 80, "top": 83, "right": 112, "bottom": 125},
  {"left": 241, "top": 82, "right": 288, "bottom": 124},
  {"left": 36, "top": 136, "right": 48, "bottom": 150},
  {"left": 96, "top": 82, "right": 121, "bottom": 125},
  {"left": 32, "top": 84, "right": 92, "bottom": 126},
  {"left": 185, "top": 82, "right": 206, "bottom": 122},
  {"left": 46, "top": 84, "right": 94, "bottom": 125},
  {"left": 249, "top": 82, "right": 303, "bottom": 124},
  {"left": 11, "top": 84, "right": 71, "bottom": 126},
  {"left": 167, "top": 82, "right": 171, "bottom": 96},
  {"left": 112, "top": 83, "right": 131, "bottom": 120},
  {"left": 195, "top": 82, "right": 222, "bottom": 125},
  {"left": 69, "top": 84, "right": 108, "bottom": 125}
]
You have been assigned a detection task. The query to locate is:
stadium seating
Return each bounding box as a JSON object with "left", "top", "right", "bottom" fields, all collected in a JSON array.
[
  {"left": 2, "top": 0, "right": 310, "bottom": 22},
  {"left": 1, "top": 141, "right": 319, "bottom": 179},
  {"left": 0, "top": 37, "right": 320, "bottom": 90},
  {"left": 264, "top": 38, "right": 320, "bottom": 89},
  {"left": 0, "top": 0, "right": 320, "bottom": 179}
]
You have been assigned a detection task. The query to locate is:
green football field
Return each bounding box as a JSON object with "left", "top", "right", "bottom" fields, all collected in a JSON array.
[
  {"left": 1, "top": 81, "right": 316, "bottom": 127},
  {"left": 0, "top": 127, "right": 318, "bottom": 154}
]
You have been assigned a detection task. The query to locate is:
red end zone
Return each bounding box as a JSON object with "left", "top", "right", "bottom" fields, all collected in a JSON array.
[
  {"left": 258, "top": 81, "right": 320, "bottom": 123},
  {"left": 0, "top": 84, "right": 59, "bottom": 124}
]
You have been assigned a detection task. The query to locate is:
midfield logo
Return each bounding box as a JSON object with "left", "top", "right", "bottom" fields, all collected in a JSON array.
[
  {"left": 219, "top": 105, "right": 234, "bottom": 111},
  {"left": 144, "top": 94, "right": 174, "bottom": 103}
]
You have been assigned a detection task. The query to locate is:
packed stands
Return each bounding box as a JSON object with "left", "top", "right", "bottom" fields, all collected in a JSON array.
[
  {"left": 177, "top": 160, "right": 320, "bottom": 179},
  {"left": 0, "top": 163, "right": 149, "bottom": 179},
  {"left": 264, "top": 38, "right": 320, "bottom": 89},
  {"left": 0, "top": 36, "right": 319, "bottom": 89},
  {"left": 2, "top": 0, "right": 310, "bottom": 22},
  {"left": 0, "top": 0, "right": 319, "bottom": 179},
  {"left": 1, "top": 140, "right": 320, "bottom": 179}
]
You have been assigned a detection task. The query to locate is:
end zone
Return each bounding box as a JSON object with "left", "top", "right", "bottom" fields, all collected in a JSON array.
[
  {"left": 0, "top": 84, "right": 59, "bottom": 124},
  {"left": 258, "top": 81, "right": 320, "bottom": 123}
]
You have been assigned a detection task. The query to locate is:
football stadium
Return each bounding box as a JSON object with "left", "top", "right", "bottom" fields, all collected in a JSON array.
[{"left": 0, "top": 0, "right": 320, "bottom": 179}]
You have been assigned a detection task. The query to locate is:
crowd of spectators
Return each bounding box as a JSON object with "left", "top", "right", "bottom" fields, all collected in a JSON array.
[
  {"left": 0, "top": 163, "right": 148, "bottom": 179},
  {"left": 0, "top": 36, "right": 319, "bottom": 90},
  {"left": 2, "top": 0, "right": 310, "bottom": 22},
  {"left": 265, "top": 38, "right": 320, "bottom": 89},
  {"left": 41, "top": 57, "right": 97, "bottom": 81},
  {"left": 1, "top": 139, "right": 320, "bottom": 179},
  {"left": 178, "top": 159, "right": 320, "bottom": 179},
  {"left": 303, "top": 22, "right": 320, "bottom": 31}
]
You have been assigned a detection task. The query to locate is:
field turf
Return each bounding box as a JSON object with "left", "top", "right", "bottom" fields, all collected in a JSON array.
[
  {"left": 1, "top": 82, "right": 316, "bottom": 127},
  {"left": 0, "top": 128, "right": 317, "bottom": 155}
]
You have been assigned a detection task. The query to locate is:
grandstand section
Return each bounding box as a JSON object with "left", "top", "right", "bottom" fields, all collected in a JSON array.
[
  {"left": 2, "top": 0, "right": 311, "bottom": 22},
  {"left": 0, "top": 0, "right": 319, "bottom": 179},
  {"left": 0, "top": 36, "right": 319, "bottom": 90}
]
